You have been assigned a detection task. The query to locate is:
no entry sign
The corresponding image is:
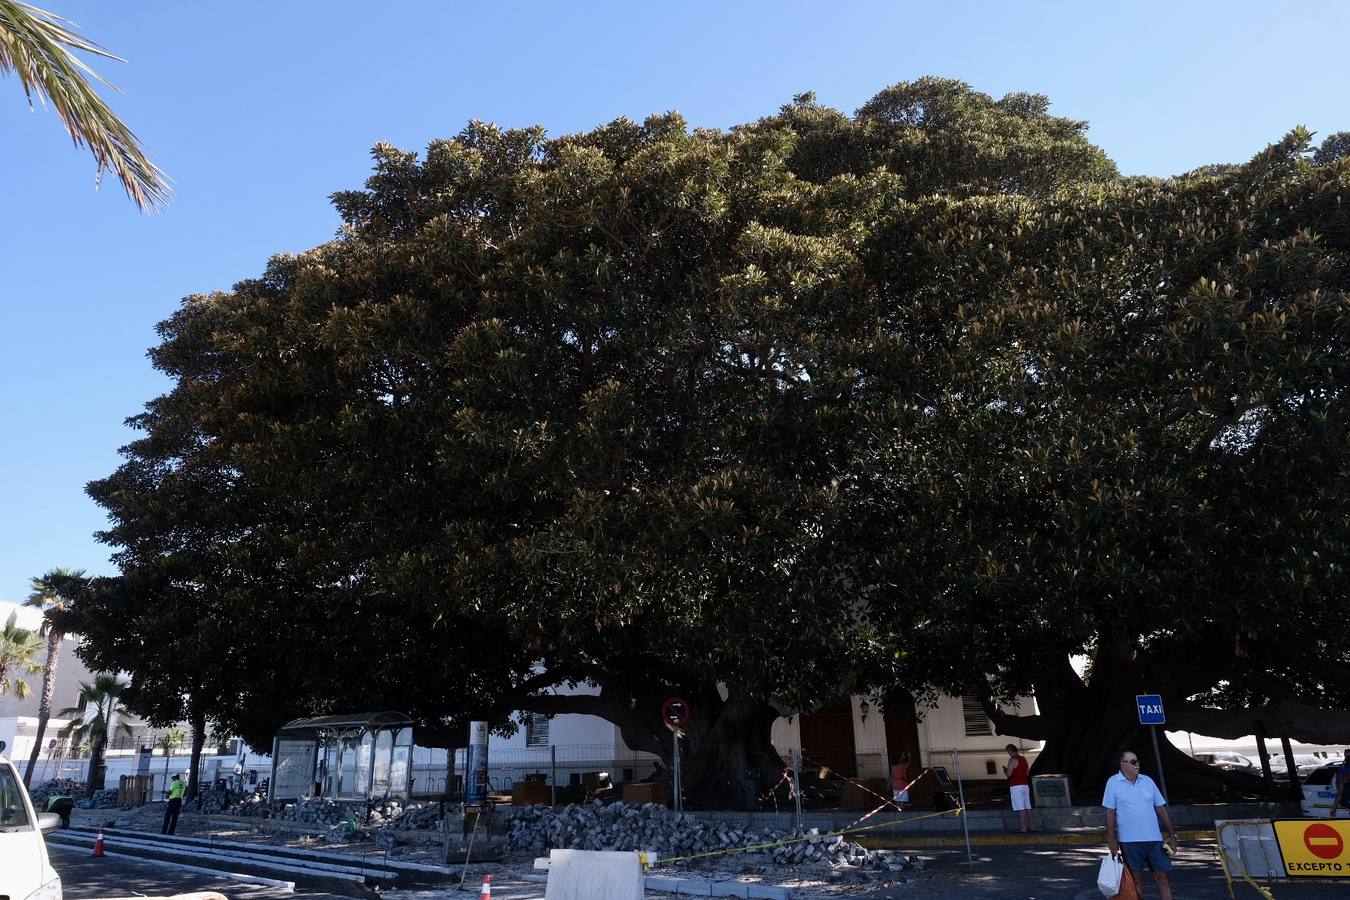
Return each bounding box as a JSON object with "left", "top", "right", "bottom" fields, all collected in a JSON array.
[
  {"left": 1273, "top": 819, "right": 1350, "bottom": 876},
  {"left": 661, "top": 696, "right": 691, "bottom": 728}
]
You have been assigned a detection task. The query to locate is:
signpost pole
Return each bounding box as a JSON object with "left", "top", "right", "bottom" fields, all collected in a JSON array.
[
  {"left": 1149, "top": 725, "right": 1168, "bottom": 800},
  {"left": 790, "top": 749, "right": 803, "bottom": 831},
  {"left": 661, "top": 697, "right": 692, "bottom": 813},
  {"left": 1136, "top": 694, "right": 1169, "bottom": 799},
  {"left": 951, "top": 749, "right": 973, "bottom": 868},
  {"left": 672, "top": 730, "right": 683, "bottom": 812}
]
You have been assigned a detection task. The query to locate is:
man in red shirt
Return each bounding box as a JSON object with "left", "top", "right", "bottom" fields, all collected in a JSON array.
[{"left": 1004, "top": 743, "right": 1033, "bottom": 832}]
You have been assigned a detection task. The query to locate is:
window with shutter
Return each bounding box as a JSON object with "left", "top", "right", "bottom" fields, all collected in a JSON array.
[
  {"left": 962, "top": 695, "right": 994, "bottom": 736},
  {"left": 526, "top": 712, "right": 550, "bottom": 747}
]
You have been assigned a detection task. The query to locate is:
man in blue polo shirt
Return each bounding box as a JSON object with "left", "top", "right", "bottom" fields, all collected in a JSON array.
[{"left": 1103, "top": 749, "right": 1179, "bottom": 899}]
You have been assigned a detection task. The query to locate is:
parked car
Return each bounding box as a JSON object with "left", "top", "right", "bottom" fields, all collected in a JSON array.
[
  {"left": 1270, "top": 753, "right": 1325, "bottom": 778},
  {"left": 0, "top": 754, "right": 63, "bottom": 900},
  {"left": 1300, "top": 763, "right": 1344, "bottom": 818},
  {"left": 1195, "top": 752, "right": 1257, "bottom": 771}
]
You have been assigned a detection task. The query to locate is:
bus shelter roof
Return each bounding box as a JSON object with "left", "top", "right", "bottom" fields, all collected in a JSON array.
[{"left": 276, "top": 711, "right": 413, "bottom": 738}]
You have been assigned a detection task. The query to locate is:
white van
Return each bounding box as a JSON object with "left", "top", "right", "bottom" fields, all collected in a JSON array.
[{"left": 0, "top": 754, "right": 62, "bottom": 900}]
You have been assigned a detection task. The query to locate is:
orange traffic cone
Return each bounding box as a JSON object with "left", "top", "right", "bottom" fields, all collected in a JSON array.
[
  {"left": 478, "top": 874, "right": 492, "bottom": 899},
  {"left": 92, "top": 828, "right": 105, "bottom": 858}
]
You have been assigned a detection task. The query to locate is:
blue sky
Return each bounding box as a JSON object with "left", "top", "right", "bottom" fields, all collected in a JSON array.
[{"left": 1, "top": 0, "right": 1347, "bottom": 604}]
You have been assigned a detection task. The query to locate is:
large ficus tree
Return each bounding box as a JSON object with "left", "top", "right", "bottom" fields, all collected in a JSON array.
[{"left": 82, "top": 77, "right": 1347, "bottom": 806}]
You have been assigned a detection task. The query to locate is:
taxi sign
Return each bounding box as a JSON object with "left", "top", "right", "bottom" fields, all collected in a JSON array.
[
  {"left": 1135, "top": 694, "right": 1165, "bottom": 725},
  {"left": 1272, "top": 819, "right": 1350, "bottom": 877}
]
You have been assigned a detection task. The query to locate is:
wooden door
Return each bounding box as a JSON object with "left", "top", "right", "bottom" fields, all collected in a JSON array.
[
  {"left": 882, "top": 692, "right": 922, "bottom": 765},
  {"left": 798, "top": 701, "right": 857, "bottom": 778}
]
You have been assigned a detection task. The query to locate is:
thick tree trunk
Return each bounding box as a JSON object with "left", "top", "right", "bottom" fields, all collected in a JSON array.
[
  {"left": 1031, "top": 697, "right": 1261, "bottom": 802},
  {"left": 987, "top": 650, "right": 1274, "bottom": 803},
  {"left": 1279, "top": 735, "right": 1300, "bottom": 801},
  {"left": 517, "top": 676, "right": 787, "bottom": 810},
  {"left": 24, "top": 630, "right": 61, "bottom": 785},
  {"left": 683, "top": 693, "right": 785, "bottom": 810},
  {"left": 186, "top": 709, "right": 207, "bottom": 799}
]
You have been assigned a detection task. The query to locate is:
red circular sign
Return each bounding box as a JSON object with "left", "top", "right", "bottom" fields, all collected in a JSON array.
[
  {"left": 661, "top": 696, "right": 691, "bottom": 728},
  {"left": 1303, "top": 823, "right": 1343, "bottom": 860}
]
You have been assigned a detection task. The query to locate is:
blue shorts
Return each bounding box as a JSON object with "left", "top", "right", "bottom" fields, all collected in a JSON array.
[{"left": 1122, "top": 841, "right": 1172, "bottom": 872}]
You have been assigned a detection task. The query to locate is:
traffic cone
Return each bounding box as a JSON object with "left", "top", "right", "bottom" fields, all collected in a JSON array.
[
  {"left": 478, "top": 874, "right": 492, "bottom": 899},
  {"left": 92, "top": 828, "right": 105, "bottom": 858}
]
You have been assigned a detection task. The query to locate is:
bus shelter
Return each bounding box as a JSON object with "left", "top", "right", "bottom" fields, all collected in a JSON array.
[{"left": 269, "top": 711, "right": 414, "bottom": 805}]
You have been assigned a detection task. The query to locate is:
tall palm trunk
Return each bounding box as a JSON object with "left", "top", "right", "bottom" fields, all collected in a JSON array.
[
  {"left": 23, "top": 629, "right": 62, "bottom": 785},
  {"left": 87, "top": 733, "right": 108, "bottom": 796}
]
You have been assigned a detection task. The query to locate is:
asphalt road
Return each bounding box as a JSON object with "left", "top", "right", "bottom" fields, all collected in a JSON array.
[
  {"left": 53, "top": 840, "right": 1350, "bottom": 899},
  {"left": 891, "top": 842, "right": 1350, "bottom": 899},
  {"left": 49, "top": 846, "right": 548, "bottom": 900},
  {"left": 50, "top": 845, "right": 350, "bottom": 900}
]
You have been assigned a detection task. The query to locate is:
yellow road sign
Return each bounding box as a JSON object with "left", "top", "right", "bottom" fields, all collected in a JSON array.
[{"left": 1272, "top": 819, "right": 1350, "bottom": 877}]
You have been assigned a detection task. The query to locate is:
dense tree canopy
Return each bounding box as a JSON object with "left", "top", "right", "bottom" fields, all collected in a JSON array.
[
  {"left": 73, "top": 79, "right": 1349, "bottom": 805},
  {"left": 844, "top": 129, "right": 1350, "bottom": 793}
]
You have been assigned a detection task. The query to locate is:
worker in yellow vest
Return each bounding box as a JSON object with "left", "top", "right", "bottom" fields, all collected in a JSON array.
[{"left": 162, "top": 773, "right": 186, "bottom": 835}]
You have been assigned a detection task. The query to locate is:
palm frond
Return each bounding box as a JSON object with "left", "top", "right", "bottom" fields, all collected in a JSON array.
[
  {"left": 0, "top": 1, "right": 170, "bottom": 209},
  {"left": 0, "top": 611, "right": 44, "bottom": 696},
  {"left": 56, "top": 715, "right": 87, "bottom": 741}
]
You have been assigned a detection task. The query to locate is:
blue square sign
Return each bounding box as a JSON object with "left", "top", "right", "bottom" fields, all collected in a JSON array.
[{"left": 1136, "top": 694, "right": 1166, "bottom": 725}]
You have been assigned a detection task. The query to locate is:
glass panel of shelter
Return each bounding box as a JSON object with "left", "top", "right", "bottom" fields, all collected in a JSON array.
[
  {"left": 276, "top": 718, "right": 415, "bottom": 803},
  {"left": 387, "top": 727, "right": 410, "bottom": 799},
  {"left": 372, "top": 729, "right": 394, "bottom": 797}
]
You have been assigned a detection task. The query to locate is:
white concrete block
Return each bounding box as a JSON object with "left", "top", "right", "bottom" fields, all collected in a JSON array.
[{"left": 544, "top": 848, "right": 644, "bottom": 899}]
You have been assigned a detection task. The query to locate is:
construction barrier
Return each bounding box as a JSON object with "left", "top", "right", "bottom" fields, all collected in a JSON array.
[{"left": 1215, "top": 817, "right": 1350, "bottom": 899}]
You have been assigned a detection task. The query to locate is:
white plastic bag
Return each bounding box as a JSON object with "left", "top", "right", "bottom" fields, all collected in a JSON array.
[{"left": 1097, "top": 855, "right": 1123, "bottom": 897}]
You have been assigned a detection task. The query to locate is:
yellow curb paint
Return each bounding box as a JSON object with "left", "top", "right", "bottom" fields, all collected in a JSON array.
[{"left": 856, "top": 829, "right": 1210, "bottom": 849}]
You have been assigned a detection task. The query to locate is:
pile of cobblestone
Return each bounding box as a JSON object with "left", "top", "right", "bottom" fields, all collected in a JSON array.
[
  {"left": 276, "top": 796, "right": 366, "bottom": 825},
  {"left": 191, "top": 784, "right": 271, "bottom": 817},
  {"left": 90, "top": 788, "right": 120, "bottom": 808},
  {"left": 30, "top": 779, "right": 121, "bottom": 809},
  {"left": 386, "top": 801, "right": 450, "bottom": 831},
  {"left": 194, "top": 784, "right": 236, "bottom": 815},
  {"left": 503, "top": 802, "right": 915, "bottom": 873},
  {"left": 233, "top": 791, "right": 272, "bottom": 817},
  {"left": 30, "top": 779, "right": 85, "bottom": 809}
]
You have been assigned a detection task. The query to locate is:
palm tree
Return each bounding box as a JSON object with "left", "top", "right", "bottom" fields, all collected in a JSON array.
[
  {"left": 22, "top": 567, "right": 85, "bottom": 785},
  {"left": 0, "top": 1, "right": 170, "bottom": 209},
  {"left": 58, "top": 673, "right": 133, "bottom": 796},
  {"left": 0, "top": 612, "right": 43, "bottom": 698},
  {"left": 156, "top": 727, "right": 185, "bottom": 780}
]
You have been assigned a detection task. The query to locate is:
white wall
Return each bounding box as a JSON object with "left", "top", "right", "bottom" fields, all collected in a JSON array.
[
  {"left": 0, "top": 601, "right": 100, "bottom": 720},
  {"left": 850, "top": 696, "right": 890, "bottom": 778},
  {"left": 918, "top": 694, "right": 1038, "bottom": 781}
]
